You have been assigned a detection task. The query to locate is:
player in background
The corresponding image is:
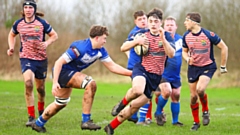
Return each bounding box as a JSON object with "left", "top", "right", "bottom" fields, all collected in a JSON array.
[
  {"left": 105, "top": 8, "right": 175, "bottom": 135},
  {"left": 31, "top": 25, "right": 132, "bottom": 133},
  {"left": 182, "top": 12, "right": 228, "bottom": 131},
  {"left": 7, "top": 0, "right": 58, "bottom": 127},
  {"left": 154, "top": 16, "right": 183, "bottom": 126},
  {"left": 120, "top": 10, "right": 149, "bottom": 124}
]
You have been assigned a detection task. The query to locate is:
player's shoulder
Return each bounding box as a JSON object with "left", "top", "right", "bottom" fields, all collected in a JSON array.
[
  {"left": 13, "top": 18, "right": 24, "bottom": 26},
  {"left": 135, "top": 28, "right": 149, "bottom": 35},
  {"left": 174, "top": 33, "right": 183, "bottom": 40},
  {"left": 182, "top": 30, "right": 191, "bottom": 38},
  {"left": 35, "top": 16, "right": 50, "bottom": 25},
  {"left": 201, "top": 28, "right": 216, "bottom": 37}
]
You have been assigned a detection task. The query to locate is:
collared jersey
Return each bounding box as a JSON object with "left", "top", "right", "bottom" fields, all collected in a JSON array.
[
  {"left": 134, "top": 29, "right": 175, "bottom": 75},
  {"left": 183, "top": 28, "right": 221, "bottom": 67},
  {"left": 61, "top": 38, "right": 110, "bottom": 71},
  {"left": 12, "top": 16, "right": 52, "bottom": 60},
  {"left": 162, "top": 33, "right": 182, "bottom": 81}
]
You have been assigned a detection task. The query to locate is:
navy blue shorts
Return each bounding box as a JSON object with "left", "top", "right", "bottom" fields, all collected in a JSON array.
[
  {"left": 20, "top": 58, "right": 47, "bottom": 79},
  {"left": 52, "top": 68, "right": 77, "bottom": 88},
  {"left": 188, "top": 62, "right": 217, "bottom": 83},
  {"left": 132, "top": 63, "right": 162, "bottom": 99},
  {"left": 160, "top": 78, "right": 181, "bottom": 88}
]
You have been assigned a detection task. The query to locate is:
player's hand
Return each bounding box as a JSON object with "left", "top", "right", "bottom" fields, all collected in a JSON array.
[
  {"left": 52, "top": 82, "right": 61, "bottom": 96},
  {"left": 39, "top": 41, "right": 49, "bottom": 49},
  {"left": 159, "top": 27, "right": 165, "bottom": 40},
  {"left": 7, "top": 48, "right": 14, "bottom": 56},
  {"left": 135, "top": 36, "right": 149, "bottom": 46},
  {"left": 220, "top": 66, "right": 227, "bottom": 74},
  {"left": 187, "top": 57, "right": 193, "bottom": 65}
]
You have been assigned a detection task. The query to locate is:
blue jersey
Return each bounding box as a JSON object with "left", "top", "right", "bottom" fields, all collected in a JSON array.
[
  {"left": 61, "top": 38, "right": 110, "bottom": 71},
  {"left": 126, "top": 26, "right": 145, "bottom": 70},
  {"left": 162, "top": 33, "right": 182, "bottom": 82}
]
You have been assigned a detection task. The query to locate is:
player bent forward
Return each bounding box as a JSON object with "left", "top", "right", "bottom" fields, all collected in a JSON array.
[{"left": 31, "top": 25, "right": 132, "bottom": 133}]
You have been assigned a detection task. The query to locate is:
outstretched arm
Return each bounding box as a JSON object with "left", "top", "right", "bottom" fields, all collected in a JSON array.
[{"left": 102, "top": 59, "right": 132, "bottom": 76}]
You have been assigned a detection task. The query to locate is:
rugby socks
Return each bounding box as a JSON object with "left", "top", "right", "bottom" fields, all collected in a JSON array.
[
  {"left": 38, "top": 102, "right": 44, "bottom": 116},
  {"left": 155, "top": 95, "right": 168, "bottom": 115},
  {"left": 200, "top": 94, "right": 209, "bottom": 112},
  {"left": 138, "top": 103, "right": 150, "bottom": 122},
  {"left": 146, "top": 101, "right": 152, "bottom": 119},
  {"left": 28, "top": 106, "right": 35, "bottom": 118},
  {"left": 35, "top": 115, "right": 47, "bottom": 127},
  {"left": 191, "top": 102, "right": 200, "bottom": 123},
  {"left": 155, "top": 96, "right": 164, "bottom": 113},
  {"left": 131, "top": 112, "right": 138, "bottom": 120},
  {"left": 82, "top": 113, "right": 91, "bottom": 123},
  {"left": 122, "top": 97, "right": 129, "bottom": 106},
  {"left": 110, "top": 117, "right": 122, "bottom": 129},
  {"left": 171, "top": 102, "right": 180, "bottom": 124}
]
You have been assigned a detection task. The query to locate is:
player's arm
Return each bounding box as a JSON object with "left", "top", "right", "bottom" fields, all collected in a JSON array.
[
  {"left": 7, "top": 29, "right": 17, "bottom": 56},
  {"left": 182, "top": 47, "right": 191, "bottom": 64},
  {"left": 45, "top": 29, "right": 58, "bottom": 47},
  {"left": 160, "top": 28, "right": 175, "bottom": 58},
  {"left": 216, "top": 40, "right": 228, "bottom": 73},
  {"left": 102, "top": 57, "right": 132, "bottom": 76}
]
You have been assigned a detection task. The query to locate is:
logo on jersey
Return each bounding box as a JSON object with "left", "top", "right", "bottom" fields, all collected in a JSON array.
[
  {"left": 210, "top": 32, "right": 215, "bottom": 37},
  {"left": 201, "top": 40, "right": 207, "bottom": 46},
  {"left": 34, "top": 26, "right": 40, "bottom": 32}
]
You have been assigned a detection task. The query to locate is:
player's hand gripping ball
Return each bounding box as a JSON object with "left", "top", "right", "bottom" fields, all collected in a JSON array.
[{"left": 134, "top": 33, "right": 149, "bottom": 56}]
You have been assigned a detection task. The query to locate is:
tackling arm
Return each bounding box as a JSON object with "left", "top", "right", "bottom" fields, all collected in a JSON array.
[{"left": 102, "top": 60, "right": 132, "bottom": 76}]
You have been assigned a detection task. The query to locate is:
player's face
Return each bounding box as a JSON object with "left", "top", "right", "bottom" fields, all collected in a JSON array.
[
  {"left": 23, "top": 5, "right": 35, "bottom": 18},
  {"left": 184, "top": 16, "right": 195, "bottom": 31},
  {"left": 96, "top": 34, "right": 107, "bottom": 48},
  {"left": 135, "top": 15, "right": 147, "bottom": 29},
  {"left": 148, "top": 16, "right": 162, "bottom": 34},
  {"left": 164, "top": 20, "right": 177, "bottom": 35}
]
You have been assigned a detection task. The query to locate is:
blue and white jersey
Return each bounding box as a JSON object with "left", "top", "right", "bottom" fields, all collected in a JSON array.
[
  {"left": 162, "top": 33, "right": 182, "bottom": 82},
  {"left": 61, "top": 38, "right": 110, "bottom": 71},
  {"left": 126, "top": 26, "right": 145, "bottom": 70}
]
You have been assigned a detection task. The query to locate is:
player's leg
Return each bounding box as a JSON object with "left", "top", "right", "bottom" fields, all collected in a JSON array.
[
  {"left": 23, "top": 69, "right": 36, "bottom": 127},
  {"left": 32, "top": 87, "right": 72, "bottom": 133},
  {"left": 154, "top": 87, "right": 167, "bottom": 122},
  {"left": 105, "top": 93, "right": 149, "bottom": 134},
  {"left": 155, "top": 81, "right": 171, "bottom": 126},
  {"left": 189, "top": 82, "right": 201, "bottom": 131},
  {"left": 67, "top": 72, "right": 101, "bottom": 130},
  {"left": 197, "top": 75, "right": 211, "bottom": 126},
  {"left": 137, "top": 100, "right": 151, "bottom": 125},
  {"left": 171, "top": 86, "right": 183, "bottom": 126},
  {"left": 111, "top": 76, "right": 146, "bottom": 116},
  {"left": 34, "top": 59, "right": 48, "bottom": 116}
]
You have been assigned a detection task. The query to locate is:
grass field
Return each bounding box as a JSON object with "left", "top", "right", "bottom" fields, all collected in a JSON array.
[{"left": 0, "top": 80, "right": 239, "bottom": 135}]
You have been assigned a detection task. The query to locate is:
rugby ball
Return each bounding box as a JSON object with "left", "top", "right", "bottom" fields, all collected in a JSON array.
[{"left": 134, "top": 33, "right": 149, "bottom": 56}]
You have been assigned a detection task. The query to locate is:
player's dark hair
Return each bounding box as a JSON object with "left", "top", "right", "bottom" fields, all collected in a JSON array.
[
  {"left": 89, "top": 25, "right": 109, "bottom": 38},
  {"left": 186, "top": 12, "right": 201, "bottom": 23},
  {"left": 133, "top": 10, "right": 145, "bottom": 20},
  {"left": 21, "top": 0, "right": 44, "bottom": 17},
  {"left": 147, "top": 8, "right": 163, "bottom": 20}
]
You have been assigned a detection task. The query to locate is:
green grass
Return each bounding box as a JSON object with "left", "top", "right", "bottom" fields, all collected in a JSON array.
[{"left": 0, "top": 80, "right": 239, "bottom": 135}]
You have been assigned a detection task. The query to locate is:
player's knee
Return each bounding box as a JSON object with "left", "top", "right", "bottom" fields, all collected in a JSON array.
[
  {"left": 131, "top": 85, "right": 142, "bottom": 97},
  {"left": 36, "top": 85, "right": 45, "bottom": 97},
  {"left": 81, "top": 76, "right": 94, "bottom": 89},
  {"left": 85, "top": 80, "right": 97, "bottom": 93},
  {"left": 196, "top": 89, "right": 205, "bottom": 98},
  {"left": 190, "top": 95, "right": 198, "bottom": 104},
  {"left": 54, "top": 97, "right": 71, "bottom": 106},
  {"left": 172, "top": 93, "right": 180, "bottom": 101},
  {"left": 25, "top": 80, "right": 33, "bottom": 90}
]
